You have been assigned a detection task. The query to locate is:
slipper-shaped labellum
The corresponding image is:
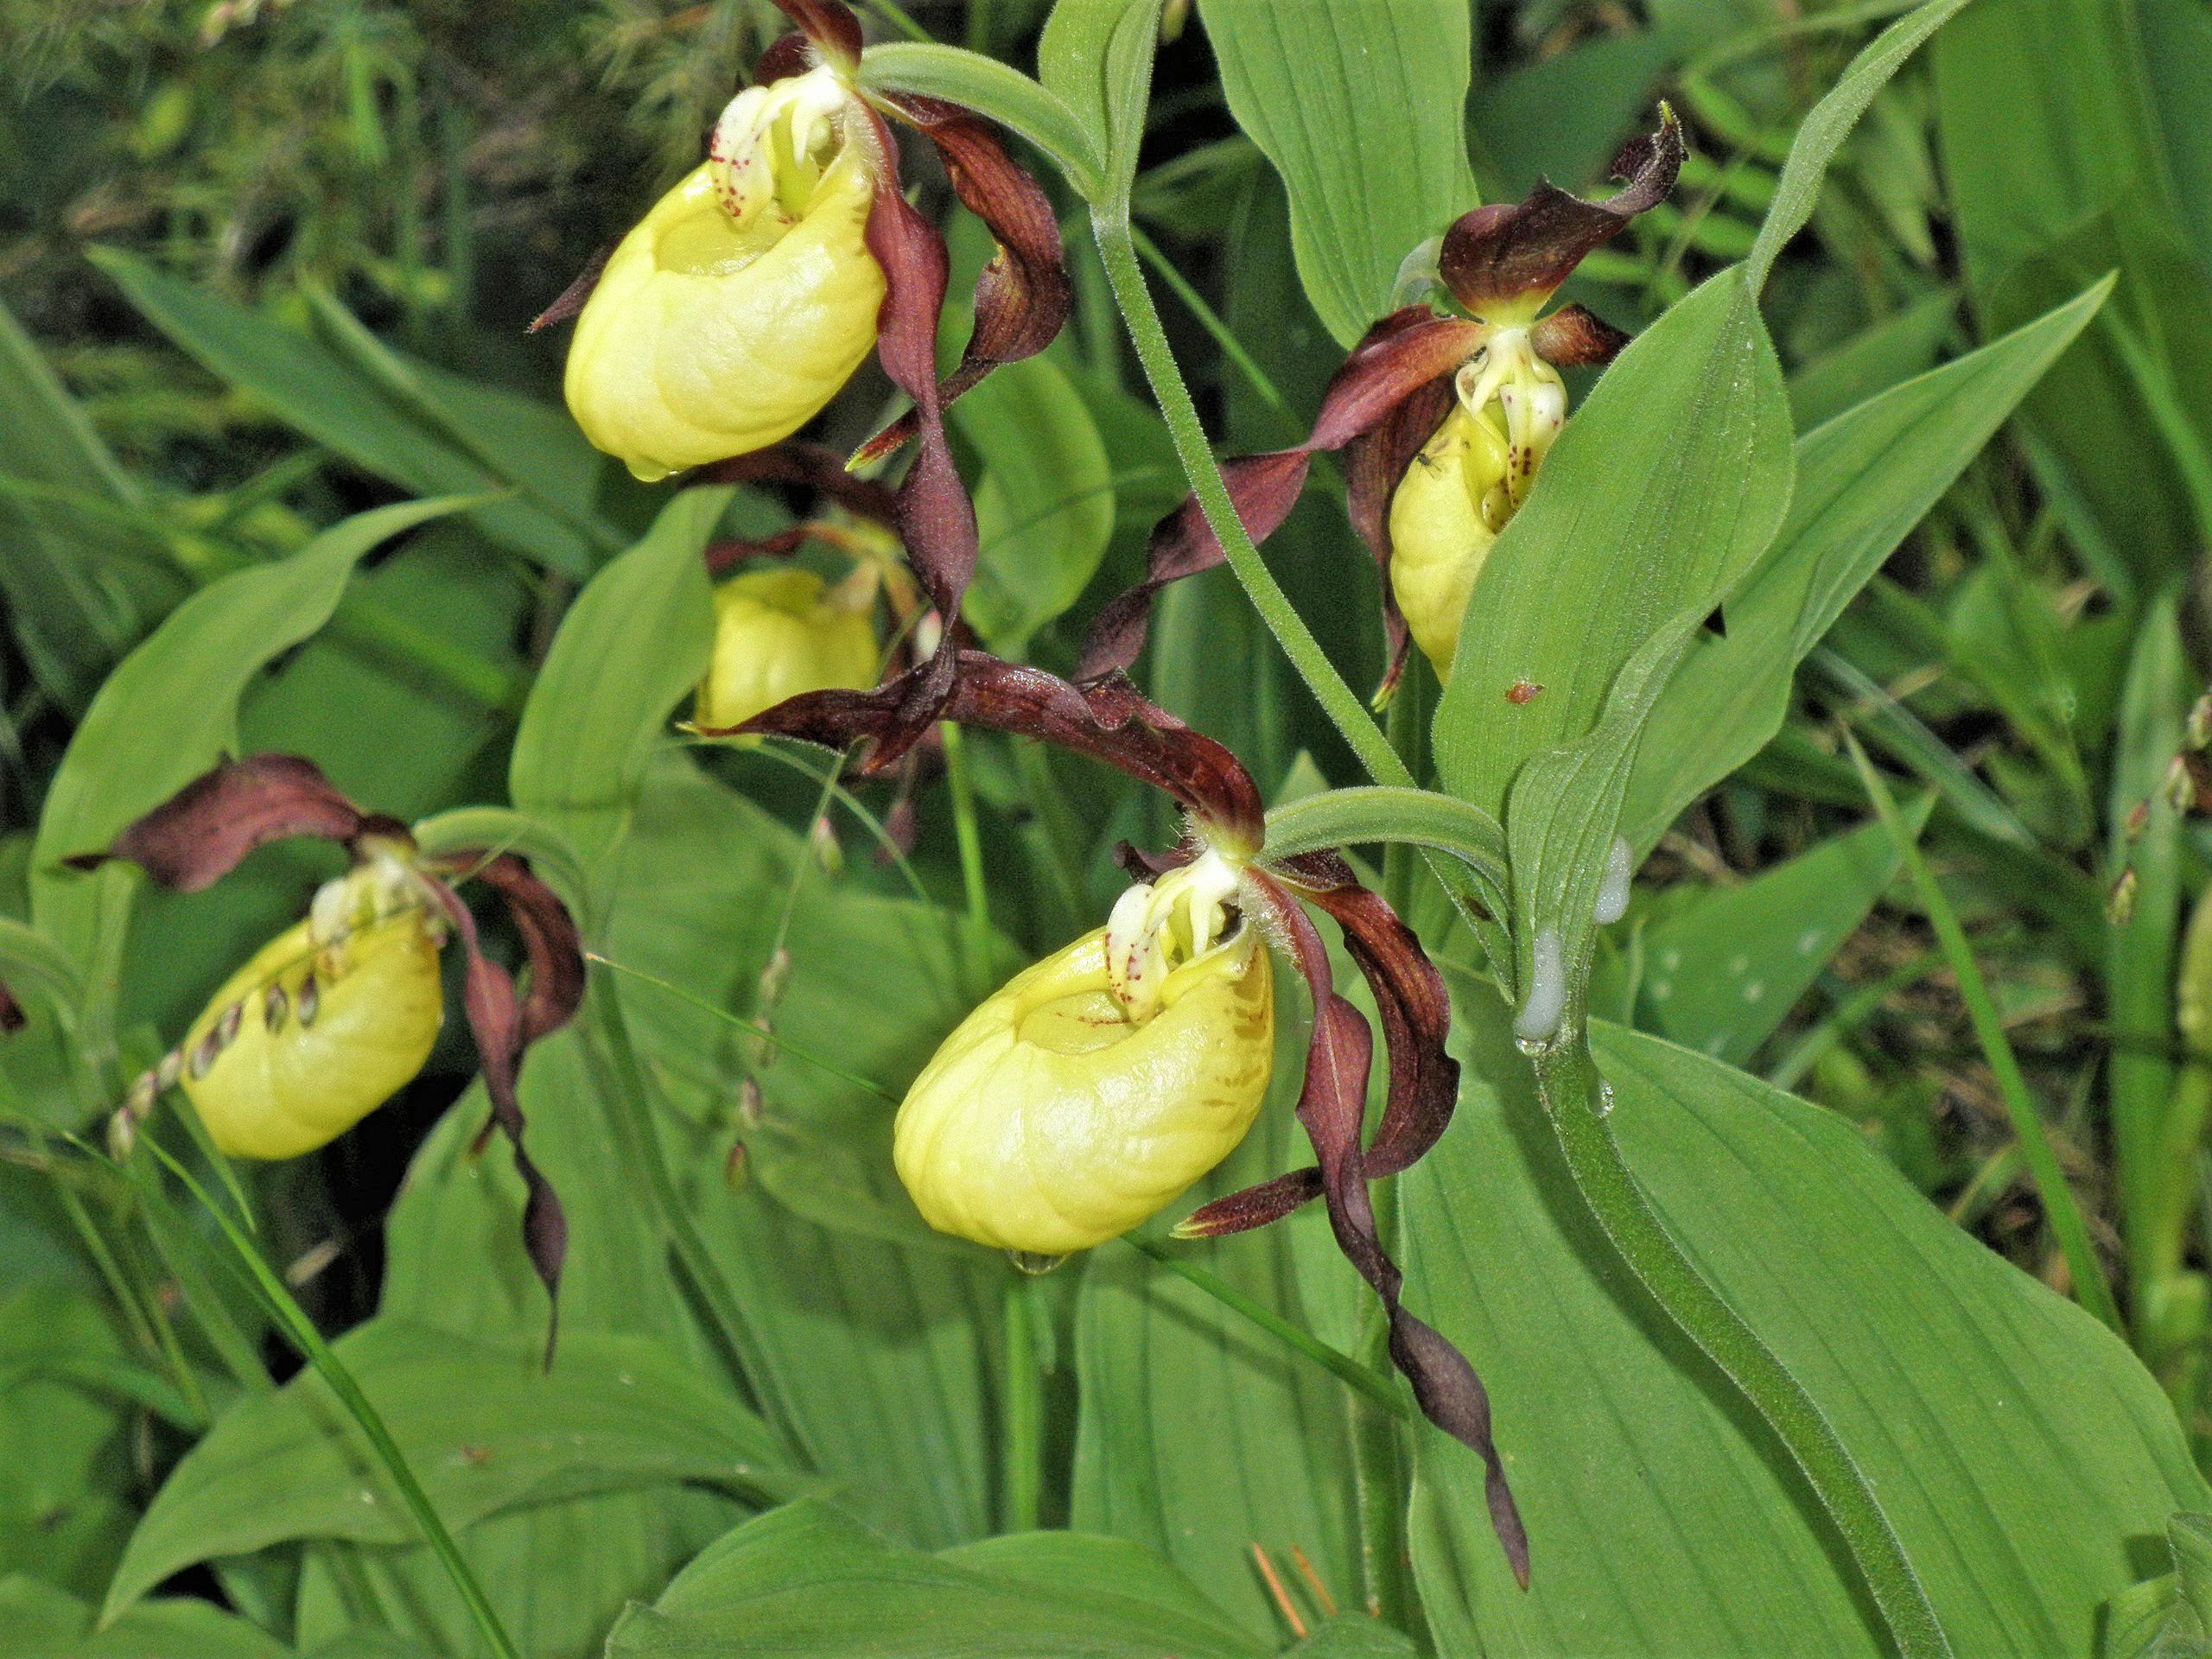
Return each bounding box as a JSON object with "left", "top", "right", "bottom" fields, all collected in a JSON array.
[
  {"left": 564, "top": 64, "right": 886, "bottom": 481},
  {"left": 1389, "top": 328, "right": 1567, "bottom": 677},
  {"left": 894, "top": 851, "right": 1274, "bottom": 1255},
  {"left": 734, "top": 649, "right": 1527, "bottom": 1588},
  {"left": 696, "top": 564, "right": 880, "bottom": 730},
  {"left": 181, "top": 849, "right": 446, "bottom": 1160},
  {"left": 73, "top": 753, "right": 585, "bottom": 1340},
  {"left": 1076, "top": 111, "right": 1684, "bottom": 700}
]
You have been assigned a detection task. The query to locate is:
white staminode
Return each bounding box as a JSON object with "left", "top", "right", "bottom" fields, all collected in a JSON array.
[
  {"left": 1514, "top": 926, "right": 1566, "bottom": 1044},
  {"left": 707, "top": 64, "right": 853, "bottom": 228},
  {"left": 1453, "top": 329, "right": 1567, "bottom": 505},
  {"left": 1592, "top": 835, "right": 1634, "bottom": 925},
  {"left": 1104, "top": 848, "right": 1243, "bottom": 1025},
  {"left": 307, "top": 847, "right": 428, "bottom": 955}
]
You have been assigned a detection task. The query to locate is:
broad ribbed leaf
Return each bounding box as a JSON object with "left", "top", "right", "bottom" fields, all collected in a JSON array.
[
  {"left": 1198, "top": 0, "right": 1478, "bottom": 346},
  {"left": 1402, "top": 989, "right": 2209, "bottom": 1654},
  {"left": 606, "top": 1500, "right": 1262, "bottom": 1657},
  {"left": 29, "top": 497, "right": 471, "bottom": 973},
  {"left": 103, "top": 1318, "right": 787, "bottom": 1618},
  {"left": 509, "top": 488, "right": 725, "bottom": 884},
  {"left": 1609, "top": 804, "right": 1927, "bottom": 1066},
  {"left": 1619, "top": 277, "right": 2107, "bottom": 854}
]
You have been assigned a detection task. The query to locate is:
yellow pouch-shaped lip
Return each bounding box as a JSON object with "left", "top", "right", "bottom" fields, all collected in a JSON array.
[
  {"left": 893, "top": 924, "right": 1274, "bottom": 1255},
  {"left": 1389, "top": 402, "right": 1509, "bottom": 678},
  {"left": 563, "top": 148, "right": 886, "bottom": 483},
  {"left": 695, "top": 567, "right": 879, "bottom": 730},
  {"left": 180, "top": 906, "right": 443, "bottom": 1161}
]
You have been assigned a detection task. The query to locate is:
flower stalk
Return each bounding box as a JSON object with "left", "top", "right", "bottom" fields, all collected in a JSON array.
[{"left": 1529, "top": 1039, "right": 1951, "bottom": 1659}]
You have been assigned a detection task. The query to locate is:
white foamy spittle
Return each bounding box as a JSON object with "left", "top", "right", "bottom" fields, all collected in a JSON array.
[
  {"left": 1592, "top": 835, "right": 1633, "bottom": 925},
  {"left": 1514, "top": 927, "right": 1566, "bottom": 1044}
]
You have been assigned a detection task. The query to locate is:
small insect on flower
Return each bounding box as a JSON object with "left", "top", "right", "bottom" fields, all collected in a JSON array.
[{"left": 894, "top": 852, "right": 1274, "bottom": 1255}]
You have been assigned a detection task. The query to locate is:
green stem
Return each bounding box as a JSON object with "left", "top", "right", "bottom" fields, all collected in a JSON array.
[
  {"left": 1847, "top": 736, "right": 2124, "bottom": 1333},
  {"left": 1529, "top": 1041, "right": 1951, "bottom": 1659},
  {"left": 1122, "top": 1233, "right": 1408, "bottom": 1418},
  {"left": 586, "top": 976, "right": 813, "bottom": 1465},
  {"left": 1091, "top": 213, "right": 1407, "bottom": 791},
  {"left": 939, "top": 722, "right": 995, "bottom": 993},
  {"left": 588, "top": 952, "right": 900, "bottom": 1103},
  {"left": 1001, "top": 1271, "right": 1043, "bottom": 1531},
  {"left": 1128, "top": 223, "right": 1292, "bottom": 425},
  {"left": 137, "top": 1138, "right": 521, "bottom": 1659}
]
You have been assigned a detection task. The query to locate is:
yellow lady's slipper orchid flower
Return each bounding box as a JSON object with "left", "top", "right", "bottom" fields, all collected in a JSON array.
[
  {"left": 1389, "top": 331, "right": 1567, "bottom": 677},
  {"left": 179, "top": 854, "right": 445, "bottom": 1161},
  {"left": 563, "top": 65, "right": 887, "bottom": 482},
  {"left": 893, "top": 853, "right": 1274, "bottom": 1255},
  {"left": 695, "top": 565, "right": 879, "bottom": 730}
]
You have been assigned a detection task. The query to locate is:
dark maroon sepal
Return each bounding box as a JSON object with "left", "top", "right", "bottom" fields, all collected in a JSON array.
[
  {"left": 66, "top": 754, "right": 385, "bottom": 892},
  {"left": 697, "top": 441, "right": 900, "bottom": 527},
  {"left": 1077, "top": 310, "right": 1485, "bottom": 681},
  {"left": 0, "top": 978, "right": 22, "bottom": 1036},
  {"left": 753, "top": 30, "right": 816, "bottom": 87},
  {"left": 849, "top": 93, "right": 1072, "bottom": 467},
  {"left": 1268, "top": 851, "right": 1459, "bottom": 1180},
  {"left": 426, "top": 880, "right": 569, "bottom": 1364},
  {"left": 704, "top": 528, "right": 810, "bottom": 575},
  {"left": 1077, "top": 450, "right": 1313, "bottom": 682},
  {"left": 1530, "top": 302, "right": 1633, "bottom": 367},
  {"left": 1243, "top": 869, "right": 1527, "bottom": 1588},
  {"left": 857, "top": 108, "right": 981, "bottom": 655},
  {"left": 767, "top": 0, "right": 863, "bottom": 69},
  {"left": 1177, "top": 1166, "right": 1323, "bottom": 1237},
  {"left": 728, "top": 648, "right": 1265, "bottom": 852},
  {"left": 457, "top": 855, "right": 587, "bottom": 1050},
  {"left": 528, "top": 247, "right": 612, "bottom": 334},
  {"left": 1342, "top": 373, "right": 1455, "bottom": 702},
  {"left": 1439, "top": 108, "right": 1684, "bottom": 316}
]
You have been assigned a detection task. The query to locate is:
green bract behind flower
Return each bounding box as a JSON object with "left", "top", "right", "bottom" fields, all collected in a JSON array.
[{"left": 563, "top": 65, "right": 886, "bottom": 483}]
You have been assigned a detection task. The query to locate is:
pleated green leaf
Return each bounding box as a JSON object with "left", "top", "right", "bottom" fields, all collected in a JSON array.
[
  {"left": 1619, "top": 276, "right": 2107, "bottom": 856},
  {"left": 0, "top": 1576, "right": 289, "bottom": 1658},
  {"left": 29, "top": 496, "right": 473, "bottom": 974},
  {"left": 1609, "top": 803, "right": 1928, "bottom": 1067},
  {"left": 1198, "top": 0, "right": 1478, "bottom": 346},
  {"left": 605, "top": 1500, "right": 1262, "bottom": 1657},
  {"left": 1403, "top": 990, "right": 2209, "bottom": 1655},
  {"left": 103, "top": 1318, "right": 789, "bottom": 1618}
]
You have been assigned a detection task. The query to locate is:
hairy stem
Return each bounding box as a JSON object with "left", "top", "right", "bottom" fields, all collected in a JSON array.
[
  {"left": 1532, "top": 1040, "right": 1950, "bottom": 1659},
  {"left": 1001, "top": 1270, "right": 1043, "bottom": 1531},
  {"left": 1091, "top": 213, "right": 1407, "bottom": 791}
]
